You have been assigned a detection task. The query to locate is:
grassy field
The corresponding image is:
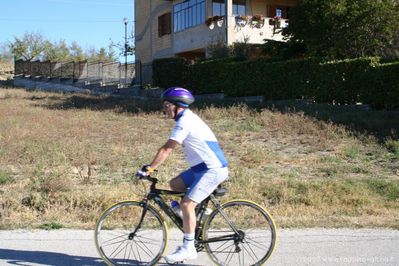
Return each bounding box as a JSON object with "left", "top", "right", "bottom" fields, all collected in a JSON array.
[
  {"left": 0, "top": 61, "right": 13, "bottom": 82},
  {"left": 0, "top": 87, "right": 398, "bottom": 229}
]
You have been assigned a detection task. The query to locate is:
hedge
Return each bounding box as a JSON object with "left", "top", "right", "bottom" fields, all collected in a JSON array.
[
  {"left": 152, "top": 57, "right": 190, "bottom": 89},
  {"left": 152, "top": 57, "right": 399, "bottom": 109}
]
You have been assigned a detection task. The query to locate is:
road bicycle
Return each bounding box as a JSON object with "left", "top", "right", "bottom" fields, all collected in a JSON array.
[{"left": 94, "top": 174, "right": 277, "bottom": 265}]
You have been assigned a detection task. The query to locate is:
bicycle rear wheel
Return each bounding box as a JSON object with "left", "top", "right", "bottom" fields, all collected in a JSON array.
[
  {"left": 95, "top": 201, "right": 168, "bottom": 266},
  {"left": 203, "top": 200, "right": 277, "bottom": 266}
]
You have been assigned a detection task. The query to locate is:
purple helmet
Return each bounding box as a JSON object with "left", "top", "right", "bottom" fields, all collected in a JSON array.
[{"left": 161, "top": 87, "right": 194, "bottom": 107}]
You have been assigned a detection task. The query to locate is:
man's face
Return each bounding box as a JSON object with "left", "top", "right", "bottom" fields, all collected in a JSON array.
[{"left": 163, "top": 101, "right": 175, "bottom": 119}]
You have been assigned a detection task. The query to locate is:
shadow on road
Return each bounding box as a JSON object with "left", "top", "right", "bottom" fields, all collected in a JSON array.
[
  {"left": 0, "top": 248, "right": 204, "bottom": 266},
  {"left": 0, "top": 248, "right": 103, "bottom": 266}
]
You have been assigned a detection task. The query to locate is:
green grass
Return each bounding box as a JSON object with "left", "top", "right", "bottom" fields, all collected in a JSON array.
[
  {"left": 0, "top": 88, "right": 398, "bottom": 229},
  {"left": 39, "top": 222, "right": 64, "bottom": 230},
  {"left": 0, "top": 170, "right": 14, "bottom": 185}
]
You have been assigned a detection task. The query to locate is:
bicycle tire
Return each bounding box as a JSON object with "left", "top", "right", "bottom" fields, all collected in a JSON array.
[
  {"left": 94, "top": 200, "right": 168, "bottom": 266},
  {"left": 202, "top": 200, "right": 277, "bottom": 266}
]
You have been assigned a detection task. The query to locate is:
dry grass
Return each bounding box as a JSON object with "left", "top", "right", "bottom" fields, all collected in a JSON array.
[
  {"left": 0, "top": 61, "right": 13, "bottom": 81},
  {"left": 0, "top": 88, "right": 398, "bottom": 229}
]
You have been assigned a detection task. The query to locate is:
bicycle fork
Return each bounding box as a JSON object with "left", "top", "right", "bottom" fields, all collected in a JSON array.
[{"left": 128, "top": 201, "right": 149, "bottom": 240}]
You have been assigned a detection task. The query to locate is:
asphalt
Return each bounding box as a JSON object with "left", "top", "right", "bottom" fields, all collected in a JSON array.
[{"left": 0, "top": 228, "right": 398, "bottom": 266}]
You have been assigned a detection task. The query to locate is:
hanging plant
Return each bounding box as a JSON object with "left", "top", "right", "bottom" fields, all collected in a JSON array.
[
  {"left": 205, "top": 15, "right": 224, "bottom": 29},
  {"left": 235, "top": 15, "right": 248, "bottom": 27},
  {"left": 205, "top": 17, "right": 214, "bottom": 27},
  {"left": 272, "top": 16, "right": 282, "bottom": 34},
  {"left": 250, "top": 14, "right": 265, "bottom": 28}
]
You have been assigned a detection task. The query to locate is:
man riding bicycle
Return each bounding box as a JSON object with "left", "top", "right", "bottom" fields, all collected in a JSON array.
[{"left": 136, "top": 87, "right": 228, "bottom": 263}]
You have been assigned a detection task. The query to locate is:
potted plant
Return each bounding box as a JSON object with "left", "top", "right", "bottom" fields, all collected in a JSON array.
[
  {"left": 214, "top": 15, "right": 224, "bottom": 27},
  {"left": 205, "top": 15, "right": 224, "bottom": 29},
  {"left": 250, "top": 14, "right": 265, "bottom": 28},
  {"left": 205, "top": 17, "right": 214, "bottom": 28},
  {"left": 235, "top": 15, "right": 248, "bottom": 27},
  {"left": 269, "top": 16, "right": 282, "bottom": 34}
]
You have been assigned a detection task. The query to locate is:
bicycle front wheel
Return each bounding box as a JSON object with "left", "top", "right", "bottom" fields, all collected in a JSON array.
[
  {"left": 203, "top": 200, "right": 277, "bottom": 266},
  {"left": 95, "top": 201, "right": 168, "bottom": 266}
]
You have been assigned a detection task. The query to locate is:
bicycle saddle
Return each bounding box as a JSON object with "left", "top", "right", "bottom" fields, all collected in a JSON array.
[{"left": 213, "top": 185, "right": 227, "bottom": 197}]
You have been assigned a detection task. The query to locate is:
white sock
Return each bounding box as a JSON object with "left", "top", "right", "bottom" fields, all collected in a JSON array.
[{"left": 183, "top": 233, "right": 195, "bottom": 250}]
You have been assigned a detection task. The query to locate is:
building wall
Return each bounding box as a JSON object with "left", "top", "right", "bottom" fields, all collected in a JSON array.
[
  {"left": 251, "top": 0, "right": 297, "bottom": 16},
  {"left": 135, "top": 0, "right": 174, "bottom": 84},
  {"left": 135, "top": 0, "right": 298, "bottom": 84}
]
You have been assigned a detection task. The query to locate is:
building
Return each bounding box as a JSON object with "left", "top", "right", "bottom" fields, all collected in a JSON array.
[{"left": 135, "top": 0, "right": 298, "bottom": 84}]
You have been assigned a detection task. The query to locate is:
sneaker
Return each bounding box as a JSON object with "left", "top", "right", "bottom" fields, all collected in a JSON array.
[{"left": 165, "top": 246, "right": 198, "bottom": 264}]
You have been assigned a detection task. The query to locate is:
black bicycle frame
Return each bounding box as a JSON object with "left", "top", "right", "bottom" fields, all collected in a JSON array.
[{"left": 136, "top": 176, "right": 240, "bottom": 246}]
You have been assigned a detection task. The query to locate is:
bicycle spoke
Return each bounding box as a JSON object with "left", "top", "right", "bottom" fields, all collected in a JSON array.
[
  {"left": 224, "top": 244, "right": 236, "bottom": 265},
  {"left": 101, "top": 234, "right": 128, "bottom": 248},
  {"left": 95, "top": 201, "right": 166, "bottom": 266},
  {"left": 244, "top": 236, "right": 269, "bottom": 250},
  {"left": 213, "top": 241, "right": 236, "bottom": 254},
  {"left": 241, "top": 240, "right": 259, "bottom": 262},
  {"left": 204, "top": 200, "right": 276, "bottom": 265},
  {"left": 109, "top": 240, "right": 128, "bottom": 259},
  {"left": 133, "top": 235, "right": 157, "bottom": 258}
]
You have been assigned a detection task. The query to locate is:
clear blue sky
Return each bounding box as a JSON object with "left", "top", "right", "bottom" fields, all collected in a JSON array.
[{"left": 0, "top": 0, "right": 134, "bottom": 61}]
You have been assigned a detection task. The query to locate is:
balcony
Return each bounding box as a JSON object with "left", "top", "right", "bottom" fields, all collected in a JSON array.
[
  {"left": 173, "top": 14, "right": 288, "bottom": 55},
  {"left": 231, "top": 15, "right": 288, "bottom": 43}
]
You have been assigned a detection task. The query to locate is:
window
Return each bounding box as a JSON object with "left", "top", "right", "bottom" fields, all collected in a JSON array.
[
  {"left": 173, "top": 0, "right": 206, "bottom": 32},
  {"left": 212, "top": 0, "right": 225, "bottom": 16},
  {"left": 158, "top": 12, "right": 171, "bottom": 37},
  {"left": 267, "top": 5, "right": 291, "bottom": 19},
  {"left": 233, "top": 0, "right": 246, "bottom": 16},
  {"left": 212, "top": 0, "right": 246, "bottom": 16}
]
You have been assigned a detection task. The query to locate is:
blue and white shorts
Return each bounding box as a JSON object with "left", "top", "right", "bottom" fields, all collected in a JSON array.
[{"left": 180, "top": 167, "right": 228, "bottom": 203}]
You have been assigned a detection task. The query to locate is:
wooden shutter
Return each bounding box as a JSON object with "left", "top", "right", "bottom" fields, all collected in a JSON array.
[
  {"left": 158, "top": 12, "right": 172, "bottom": 37},
  {"left": 267, "top": 5, "right": 276, "bottom": 17}
]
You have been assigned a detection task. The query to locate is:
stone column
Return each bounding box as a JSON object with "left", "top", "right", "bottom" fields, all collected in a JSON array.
[{"left": 225, "top": 0, "right": 233, "bottom": 45}]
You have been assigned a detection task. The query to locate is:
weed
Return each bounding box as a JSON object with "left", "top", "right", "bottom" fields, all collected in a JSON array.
[
  {"left": 0, "top": 170, "right": 14, "bottom": 185},
  {"left": 0, "top": 88, "right": 398, "bottom": 229},
  {"left": 385, "top": 139, "right": 399, "bottom": 159},
  {"left": 366, "top": 179, "right": 399, "bottom": 201},
  {"left": 344, "top": 146, "right": 360, "bottom": 159},
  {"left": 28, "top": 167, "right": 72, "bottom": 195},
  {"left": 39, "top": 222, "right": 63, "bottom": 230}
]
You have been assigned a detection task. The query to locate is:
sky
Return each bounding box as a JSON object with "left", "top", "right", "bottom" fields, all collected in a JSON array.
[{"left": 0, "top": 0, "right": 134, "bottom": 61}]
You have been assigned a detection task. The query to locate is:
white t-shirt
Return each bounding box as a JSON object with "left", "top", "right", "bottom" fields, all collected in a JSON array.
[{"left": 169, "top": 109, "right": 228, "bottom": 172}]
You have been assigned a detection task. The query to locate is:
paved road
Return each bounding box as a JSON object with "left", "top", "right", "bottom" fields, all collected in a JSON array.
[{"left": 0, "top": 228, "right": 398, "bottom": 265}]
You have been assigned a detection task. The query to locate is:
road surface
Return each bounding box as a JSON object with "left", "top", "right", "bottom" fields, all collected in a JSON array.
[{"left": 0, "top": 228, "right": 398, "bottom": 265}]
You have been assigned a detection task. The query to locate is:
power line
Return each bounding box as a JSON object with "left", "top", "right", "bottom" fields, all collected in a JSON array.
[
  {"left": 0, "top": 18, "right": 135, "bottom": 23},
  {"left": 45, "top": 0, "right": 132, "bottom": 7}
]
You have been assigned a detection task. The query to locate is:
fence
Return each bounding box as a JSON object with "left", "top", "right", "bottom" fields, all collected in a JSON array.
[{"left": 14, "top": 60, "right": 136, "bottom": 87}]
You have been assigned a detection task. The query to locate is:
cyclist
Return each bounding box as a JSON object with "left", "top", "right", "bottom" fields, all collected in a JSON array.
[{"left": 137, "top": 86, "right": 228, "bottom": 263}]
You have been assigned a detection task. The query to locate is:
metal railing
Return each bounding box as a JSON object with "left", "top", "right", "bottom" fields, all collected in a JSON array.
[{"left": 14, "top": 60, "right": 136, "bottom": 87}]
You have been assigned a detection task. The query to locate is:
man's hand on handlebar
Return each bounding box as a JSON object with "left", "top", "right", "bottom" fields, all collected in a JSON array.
[{"left": 134, "top": 165, "right": 155, "bottom": 183}]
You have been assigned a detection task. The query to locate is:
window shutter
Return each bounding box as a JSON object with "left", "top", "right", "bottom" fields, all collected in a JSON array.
[
  {"left": 267, "top": 5, "right": 275, "bottom": 17},
  {"left": 165, "top": 12, "right": 171, "bottom": 35},
  {"left": 158, "top": 15, "right": 163, "bottom": 37},
  {"left": 158, "top": 12, "right": 172, "bottom": 37}
]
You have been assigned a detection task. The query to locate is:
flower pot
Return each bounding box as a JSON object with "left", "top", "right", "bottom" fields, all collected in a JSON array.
[
  {"left": 216, "top": 18, "right": 224, "bottom": 27},
  {"left": 235, "top": 16, "right": 248, "bottom": 27}
]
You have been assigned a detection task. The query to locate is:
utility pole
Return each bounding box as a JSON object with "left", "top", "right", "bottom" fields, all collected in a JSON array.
[{"left": 123, "top": 17, "right": 128, "bottom": 87}]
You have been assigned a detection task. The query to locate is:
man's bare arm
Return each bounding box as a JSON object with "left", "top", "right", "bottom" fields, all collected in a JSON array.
[{"left": 149, "top": 139, "right": 179, "bottom": 169}]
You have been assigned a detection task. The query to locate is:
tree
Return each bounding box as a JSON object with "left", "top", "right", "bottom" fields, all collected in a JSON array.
[
  {"left": 42, "top": 40, "right": 70, "bottom": 61},
  {"left": 10, "top": 32, "right": 47, "bottom": 61},
  {"left": 285, "top": 0, "right": 399, "bottom": 59},
  {"left": 70, "top": 41, "right": 85, "bottom": 62},
  {"left": 0, "top": 43, "right": 13, "bottom": 61}
]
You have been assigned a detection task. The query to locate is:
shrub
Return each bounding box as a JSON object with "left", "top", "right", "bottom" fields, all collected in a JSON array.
[
  {"left": 152, "top": 57, "right": 190, "bottom": 89},
  {"left": 153, "top": 57, "right": 399, "bottom": 109}
]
